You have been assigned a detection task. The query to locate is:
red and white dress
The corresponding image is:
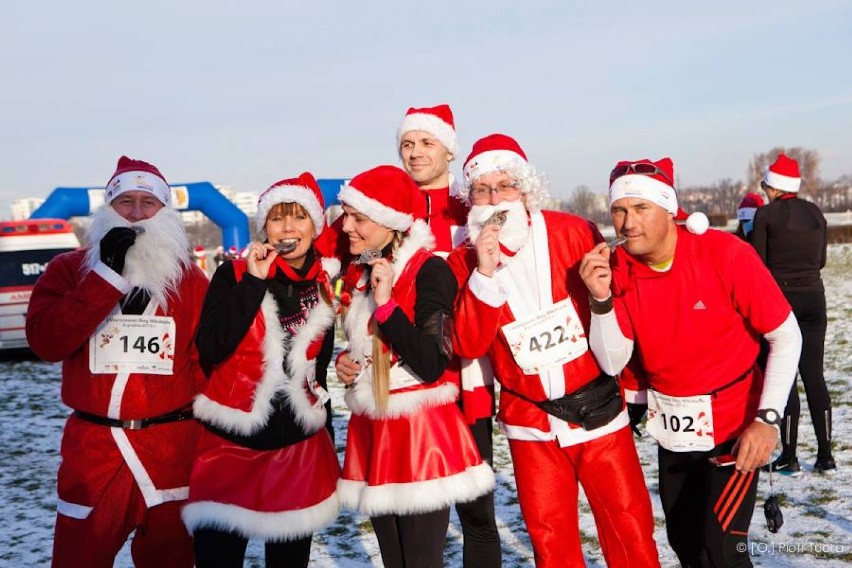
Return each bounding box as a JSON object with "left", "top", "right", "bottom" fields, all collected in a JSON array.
[
  {"left": 183, "top": 259, "right": 341, "bottom": 541},
  {"left": 337, "top": 223, "right": 495, "bottom": 517}
]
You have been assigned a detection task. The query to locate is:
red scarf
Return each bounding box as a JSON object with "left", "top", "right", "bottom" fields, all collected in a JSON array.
[{"left": 268, "top": 254, "right": 333, "bottom": 302}]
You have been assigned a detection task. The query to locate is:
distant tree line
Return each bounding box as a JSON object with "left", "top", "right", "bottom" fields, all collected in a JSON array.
[{"left": 560, "top": 147, "right": 852, "bottom": 223}]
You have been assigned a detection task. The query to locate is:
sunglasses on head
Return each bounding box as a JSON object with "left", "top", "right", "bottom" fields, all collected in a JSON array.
[{"left": 610, "top": 163, "right": 673, "bottom": 185}]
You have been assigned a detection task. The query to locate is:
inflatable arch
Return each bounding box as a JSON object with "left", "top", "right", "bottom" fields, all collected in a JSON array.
[{"left": 30, "top": 179, "right": 349, "bottom": 250}]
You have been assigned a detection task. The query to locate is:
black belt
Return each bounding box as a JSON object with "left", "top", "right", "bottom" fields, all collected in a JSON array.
[{"left": 73, "top": 407, "right": 194, "bottom": 430}]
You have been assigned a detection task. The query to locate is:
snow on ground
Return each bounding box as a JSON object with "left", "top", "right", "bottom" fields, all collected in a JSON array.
[{"left": 1, "top": 244, "right": 850, "bottom": 567}]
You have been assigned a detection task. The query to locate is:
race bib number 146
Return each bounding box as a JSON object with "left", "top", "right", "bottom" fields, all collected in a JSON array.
[{"left": 89, "top": 315, "right": 176, "bottom": 375}]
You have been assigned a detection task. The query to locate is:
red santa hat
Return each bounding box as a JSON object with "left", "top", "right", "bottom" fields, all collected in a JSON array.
[
  {"left": 397, "top": 104, "right": 459, "bottom": 157},
  {"left": 462, "top": 133, "right": 528, "bottom": 185},
  {"left": 737, "top": 192, "right": 765, "bottom": 221},
  {"left": 763, "top": 154, "right": 801, "bottom": 193},
  {"left": 193, "top": 245, "right": 205, "bottom": 257},
  {"left": 460, "top": 133, "right": 552, "bottom": 210},
  {"left": 255, "top": 172, "right": 326, "bottom": 240},
  {"left": 338, "top": 165, "right": 427, "bottom": 232},
  {"left": 609, "top": 157, "right": 708, "bottom": 235},
  {"left": 105, "top": 156, "right": 172, "bottom": 207}
]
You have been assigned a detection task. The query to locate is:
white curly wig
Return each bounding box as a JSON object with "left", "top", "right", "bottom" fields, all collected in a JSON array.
[{"left": 459, "top": 134, "right": 550, "bottom": 211}]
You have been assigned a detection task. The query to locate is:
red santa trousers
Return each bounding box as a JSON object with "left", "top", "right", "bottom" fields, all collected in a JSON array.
[
  {"left": 52, "top": 459, "right": 192, "bottom": 568},
  {"left": 509, "top": 426, "right": 660, "bottom": 568}
]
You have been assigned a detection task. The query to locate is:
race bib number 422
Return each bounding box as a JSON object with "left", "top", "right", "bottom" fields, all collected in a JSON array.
[
  {"left": 89, "top": 315, "right": 176, "bottom": 375},
  {"left": 500, "top": 298, "right": 588, "bottom": 374}
]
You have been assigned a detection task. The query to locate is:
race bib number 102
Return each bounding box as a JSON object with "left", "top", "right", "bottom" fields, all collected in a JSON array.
[
  {"left": 89, "top": 314, "right": 176, "bottom": 375},
  {"left": 646, "top": 390, "right": 715, "bottom": 452}
]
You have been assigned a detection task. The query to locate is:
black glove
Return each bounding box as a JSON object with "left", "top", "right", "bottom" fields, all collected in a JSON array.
[
  {"left": 627, "top": 402, "right": 648, "bottom": 437},
  {"left": 100, "top": 227, "right": 137, "bottom": 274}
]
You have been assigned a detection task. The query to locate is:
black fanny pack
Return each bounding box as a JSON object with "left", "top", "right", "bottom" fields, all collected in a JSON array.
[{"left": 507, "top": 374, "right": 623, "bottom": 431}]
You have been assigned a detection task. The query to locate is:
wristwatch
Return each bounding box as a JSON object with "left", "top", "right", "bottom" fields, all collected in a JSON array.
[{"left": 756, "top": 408, "right": 783, "bottom": 426}]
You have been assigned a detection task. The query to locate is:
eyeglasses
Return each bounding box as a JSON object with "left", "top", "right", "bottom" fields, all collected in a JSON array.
[
  {"left": 469, "top": 181, "right": 520, "bottom": 202},
  {"left": 610, "top": 163, "right": 673, "bottom": 186}
]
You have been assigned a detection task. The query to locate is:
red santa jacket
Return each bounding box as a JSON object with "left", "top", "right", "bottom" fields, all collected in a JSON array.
[
  {"left": 449, "top": 210, "right": 628, "bottom": 444},
  {"left": 26, "top": 247, "right": 209, "bottom": 504}
]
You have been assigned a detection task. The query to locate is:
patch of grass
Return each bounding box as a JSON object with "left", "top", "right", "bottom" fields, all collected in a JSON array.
[{"left": 808, "top": 487, "right": 837, "bottom": 505}]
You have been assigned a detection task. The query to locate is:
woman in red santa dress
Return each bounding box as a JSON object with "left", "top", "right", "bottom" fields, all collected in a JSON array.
[
  {"left": 334, "top": 165, "right": 495, "bottom": 568},
  {"left": 182, "top": 172, "right": 341, "bottom": 568}
]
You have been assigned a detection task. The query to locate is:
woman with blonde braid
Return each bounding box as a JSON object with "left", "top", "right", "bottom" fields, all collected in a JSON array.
[{"left": 334, "top": 165, "right": 494, "bottom": 568}]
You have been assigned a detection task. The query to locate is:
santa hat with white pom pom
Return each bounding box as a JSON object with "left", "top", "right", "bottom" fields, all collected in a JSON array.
[{"left": 608, "top": 157, "right": 708, "bottom": 235}]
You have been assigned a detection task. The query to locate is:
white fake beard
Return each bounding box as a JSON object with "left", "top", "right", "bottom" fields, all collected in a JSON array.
[
  {"left": 466, "top": 200, "right": 530, "bottom": 256},
  {"left": 85, "top": 206, "right": 192, "bottom": 309}
]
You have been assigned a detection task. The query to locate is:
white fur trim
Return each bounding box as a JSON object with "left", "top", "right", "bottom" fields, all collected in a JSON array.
[
  {"left": 321, "top": 257, "right": 341, "bottom": 280},
  {"left": 460, "top": 356, "right": 495, "bottom": 391},
  {"left": 624, "top": 388, "right": 647, "bottom": 404},
  {"left": 106, "top": 301, "right": 160, "bottom": 419},
  {"left": 56, "top": 498, "right": 93, "bottom": 520},
  {"left": 106, "top": 170, "right": 172, "bottom": 207},
  {"left": 111, "top": 428, "right": 188, "bottom": 507},
  {"left": 462, "top": 150, "right": 527, "bottom": 184},
  {"left": 337, "top": 478, "right": 367, "bottom": 511},
  {"left": 92, "top": 261, "right": 133, "bottom": 294},
  {"left": 763, "top": 169, "right": 801, "bottom": 193},
  {"left": 686, "top": 211, "right": 709, "bottom": 235},
  {"left": 499, "top": 410, "right": 630, "bottom": 448},
  {"left": 345, "top": 381, "right": 459, "bottom": 419},
  {"left": 609, "top": 174, "right": 678, "bottom": 215},
  {"left": 281, "top": 297, "right": 335, "bottom": 433},
  {"left": 181, "top": 490, "right": 339, "bottom": 540},
  {"left": 397, "top": 113, "right": 459, "bottom": 157},
  {"left": 468, "top": 269, "right": 507, "bottom": 309},
  {"left": 193, "top": 292, "right": 333, "bottom": 435},
  {"left": 338, "top": 185, "right": 414, "bottom": 232},
  {"left": 347, "top": 462, "right": 495, "bottom": 516},
  {"left": 255, "top": 184, "right": 325, "bottom": 239},
  {"left": 341, "top": 219, "right": 434, "bottom": 362}
]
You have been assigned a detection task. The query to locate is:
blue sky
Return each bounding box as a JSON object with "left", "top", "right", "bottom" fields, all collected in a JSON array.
[{"left": 2, "top": 0, "right": 851, "bottom": 211}]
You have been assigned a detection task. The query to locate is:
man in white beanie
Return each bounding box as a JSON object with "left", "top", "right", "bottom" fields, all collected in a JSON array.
[
  {"left": 396, "top": 104, "right": 501, "bottom": 567},
  {"left": 579, "top": 156, "right": 803, "bottom": 566},
  {"left": 26, "top": 156, "right": 209, "bottom": 568},
  {"left": 448, "top": 135, "right": 661, "bottom": 567}
]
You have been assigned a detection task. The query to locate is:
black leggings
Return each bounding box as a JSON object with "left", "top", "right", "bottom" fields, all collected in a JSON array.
[
  {"left": 782, "top": 290, "right": 833, "bottom": 459},
  {"left": 454, "top": 417, "right": 502, "bottom": 568},
  {"left": 371, "top": 508, "right": 450, "bottom": 568},
  {"left": 658, "top": 441, "right": 758, "bottom": 567},
  {"left": 193, "top": 528, "right": 312, "bottom": 568}
]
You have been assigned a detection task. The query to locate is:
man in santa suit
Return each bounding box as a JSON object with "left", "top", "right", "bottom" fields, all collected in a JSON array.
[
  {"left": 448, "top": 134, "right": 660, "bottom": 567},
  {"left": 26, "top": 156, "right": 209, "bottom": 568}
]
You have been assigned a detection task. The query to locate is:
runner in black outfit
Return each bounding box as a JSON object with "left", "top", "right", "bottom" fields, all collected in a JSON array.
[{"left": 751, "top": 153, "right": 835, "bottom": 475}]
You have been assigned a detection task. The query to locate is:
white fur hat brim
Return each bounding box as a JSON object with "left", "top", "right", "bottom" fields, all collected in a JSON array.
[
  {"left": 338, "top": 185, "right": 414, "bottom": 232},
  {"left": 256, "top": 184, "right": 325, "bottom": 240},
  {"left": 397, "top": 113, "right": 459, "bottom": 157}
]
